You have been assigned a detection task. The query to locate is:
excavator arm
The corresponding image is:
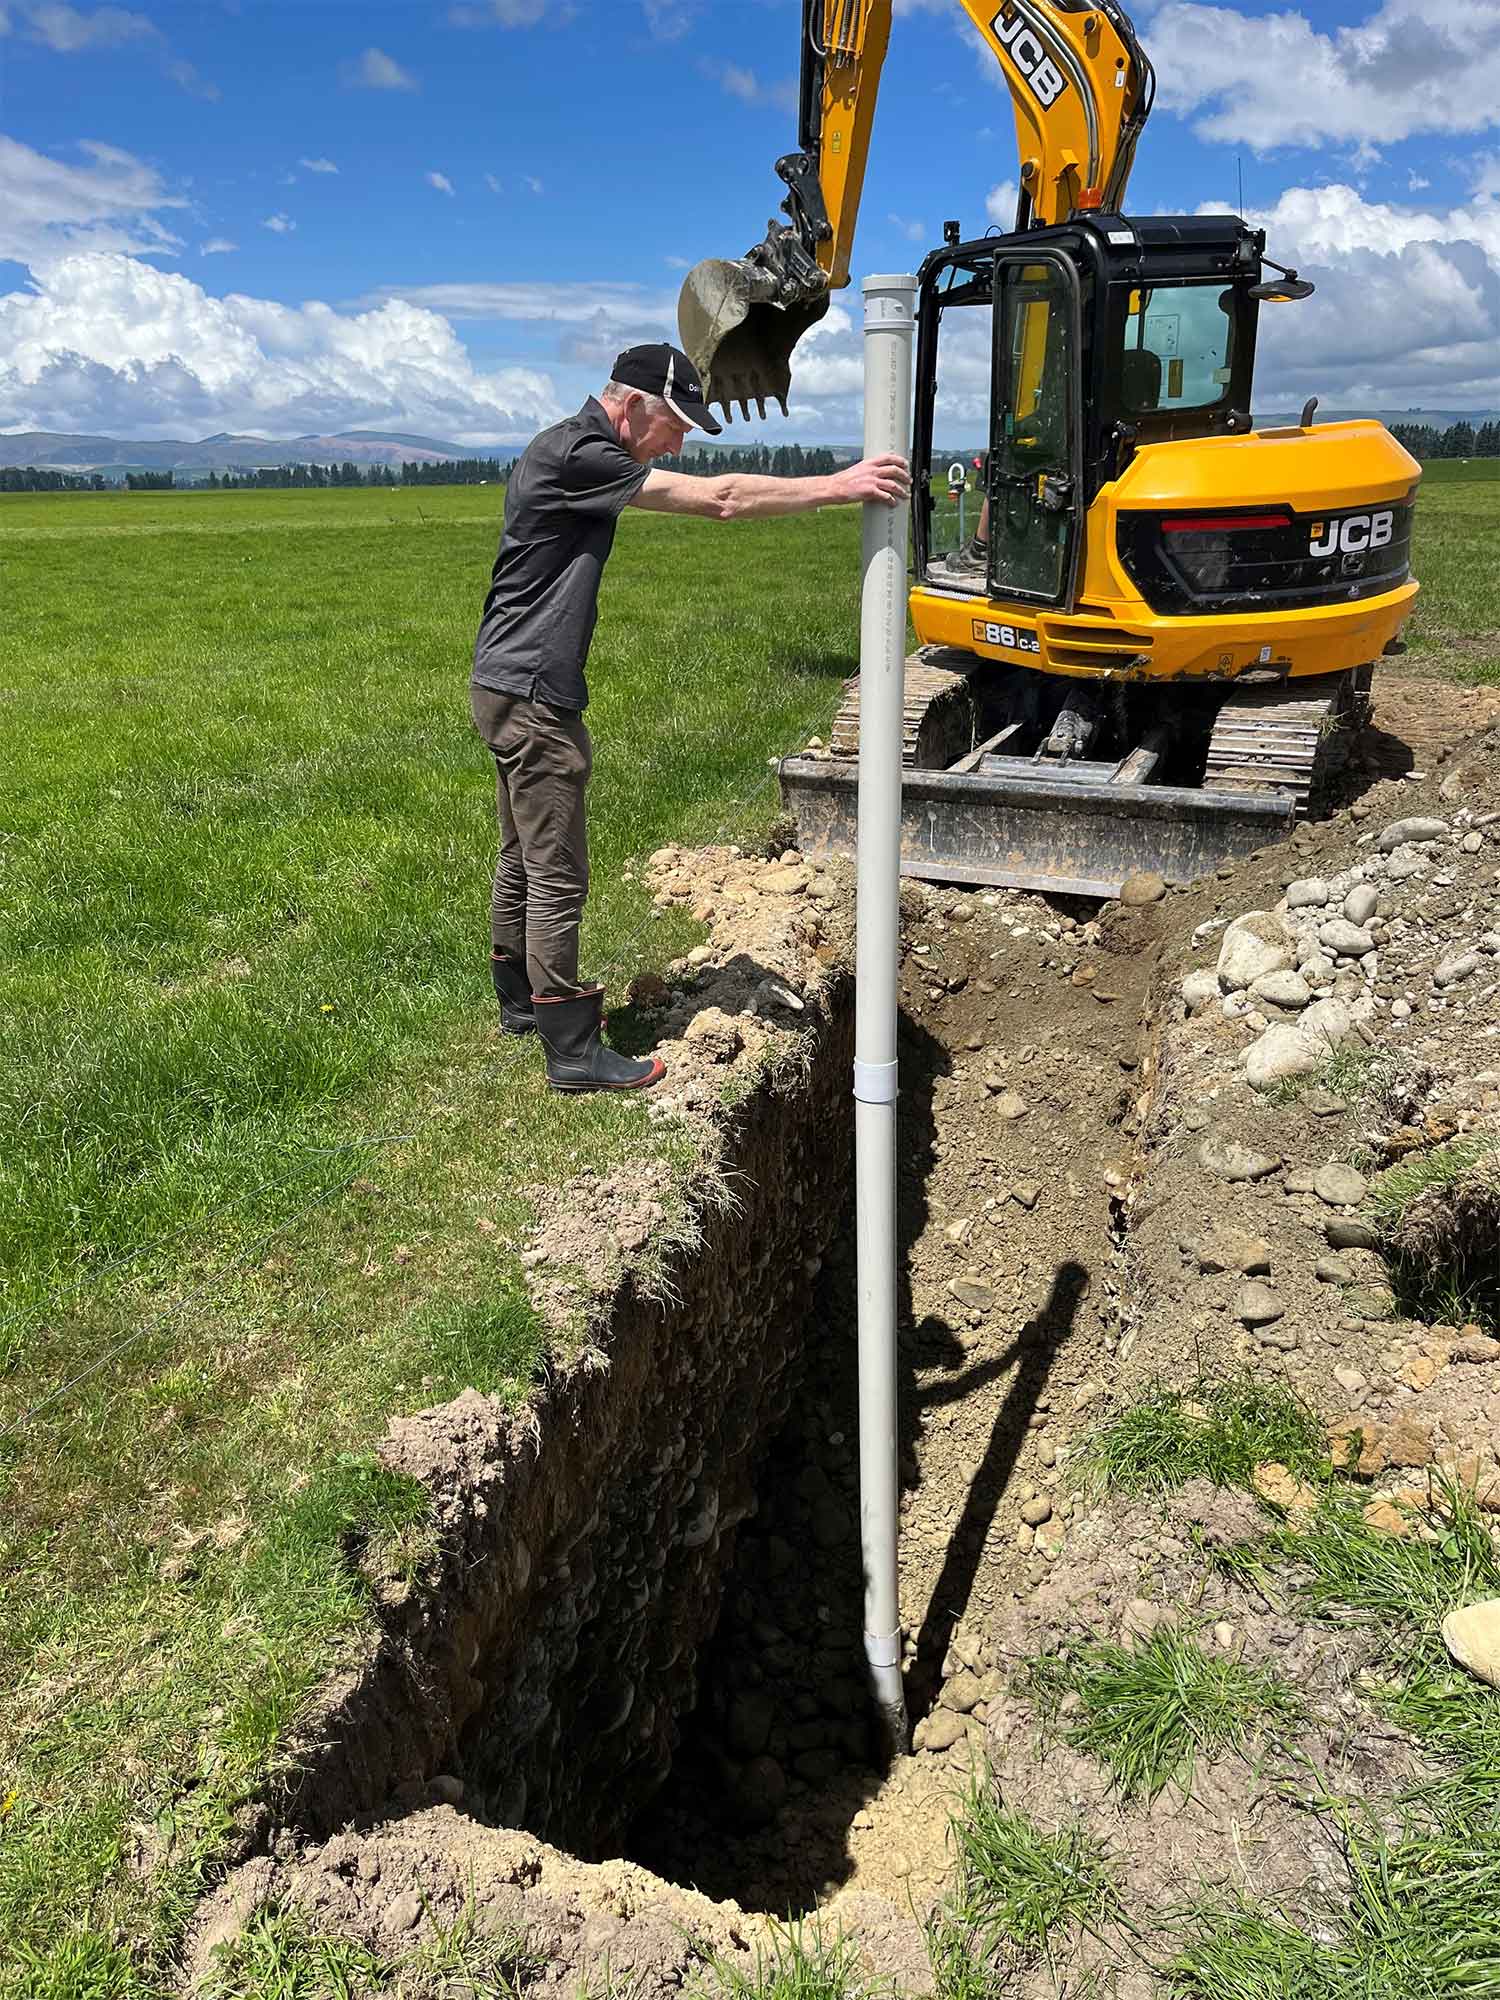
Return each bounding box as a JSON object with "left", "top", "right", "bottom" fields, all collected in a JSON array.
[{"left": 678, "top": 0, "right": 1154, "bottom": 420}]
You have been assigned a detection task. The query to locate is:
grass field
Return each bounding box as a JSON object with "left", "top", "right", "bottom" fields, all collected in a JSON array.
[{"left": 2, "top": 456, "right": 1497, "bottom": 1993}]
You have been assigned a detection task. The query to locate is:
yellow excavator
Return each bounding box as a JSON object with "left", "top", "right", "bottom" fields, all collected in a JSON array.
[{"left": 678, "top": 0, "right": 1421, "bottom": 896}]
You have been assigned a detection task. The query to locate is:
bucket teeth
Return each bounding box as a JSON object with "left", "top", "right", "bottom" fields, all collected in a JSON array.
[{"left": 678, "top": 260, "right": 829, "bottom": 425}]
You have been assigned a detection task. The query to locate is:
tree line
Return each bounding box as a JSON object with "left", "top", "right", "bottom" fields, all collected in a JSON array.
[
  {"left": 1389, "top": 421, "right": 1500, "bottom": 460},
  {"left": 654, "top": 443, "right": 843, "bottom": 476}
]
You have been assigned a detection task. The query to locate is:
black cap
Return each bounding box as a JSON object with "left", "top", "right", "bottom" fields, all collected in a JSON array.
[{"left": 611, "top": 342, "right": 723, "bottom": 436}]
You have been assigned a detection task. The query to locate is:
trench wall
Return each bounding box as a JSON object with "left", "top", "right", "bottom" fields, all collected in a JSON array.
[{"left": 282, "top": 981, "right": 854, "bottom": 1859}]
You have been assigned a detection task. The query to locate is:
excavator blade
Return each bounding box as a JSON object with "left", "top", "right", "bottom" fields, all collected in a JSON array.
[{"left": 678, "top": 258, "right": 831, "bottom": 422}]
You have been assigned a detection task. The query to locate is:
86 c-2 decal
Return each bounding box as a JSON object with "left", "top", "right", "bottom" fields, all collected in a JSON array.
[{"left": 973, "top": 618, "right": 1041, "bottom": 654}]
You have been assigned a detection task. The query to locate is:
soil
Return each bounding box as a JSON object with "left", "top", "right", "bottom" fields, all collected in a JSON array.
[{"left": 181, "top": 669, "right": 1500, "bottom": 1996}]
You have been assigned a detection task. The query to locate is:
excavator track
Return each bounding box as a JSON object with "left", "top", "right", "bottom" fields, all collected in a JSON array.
[
  {"left": 826, "top": 654, "right": 978, "bottom": 767},
  {"left": 1203, "top": 671, "right": 1368, "bottom": 820}
]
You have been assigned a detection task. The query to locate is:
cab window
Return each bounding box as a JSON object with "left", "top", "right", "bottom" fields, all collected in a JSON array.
[{"left": 1118, "top": 282, "right": 1237, "bottom": 413}]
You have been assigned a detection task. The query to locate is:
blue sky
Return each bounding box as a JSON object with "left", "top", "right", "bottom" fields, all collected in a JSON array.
[{"left": 3, "top": 0, "right": 1499, "bottom": 442}]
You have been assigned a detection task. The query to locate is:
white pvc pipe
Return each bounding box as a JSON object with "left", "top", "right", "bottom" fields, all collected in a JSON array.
[{"left": 853, "top": 271, "right": 916, "bottom": 1753}]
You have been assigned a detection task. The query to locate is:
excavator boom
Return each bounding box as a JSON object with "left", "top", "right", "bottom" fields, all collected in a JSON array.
[{"left": 678, "top": 0, "right": 1153, "bottom": 414}]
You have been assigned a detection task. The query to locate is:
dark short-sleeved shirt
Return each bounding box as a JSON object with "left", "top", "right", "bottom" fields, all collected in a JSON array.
[{"left": 471, "top": 398, "right": 649, "bottom": 710}]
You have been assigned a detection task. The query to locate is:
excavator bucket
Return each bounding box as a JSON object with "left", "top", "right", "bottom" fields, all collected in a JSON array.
[{"left": 678, "top": 258, "right": 831, "bottom": 421}]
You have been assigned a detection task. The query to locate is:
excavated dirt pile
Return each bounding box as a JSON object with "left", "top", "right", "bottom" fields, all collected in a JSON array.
[{"left": 182, "top": 688, "right": 1500, "bottom": 1997}]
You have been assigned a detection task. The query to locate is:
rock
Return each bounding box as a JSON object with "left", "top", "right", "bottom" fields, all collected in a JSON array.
[
  {"left": 1442, "top": 1601, "right": 1500, "bottom": 1691},
  {"left": 1362, "top": 1500, "right": 1412, "bottom": 1539},
  {"left": 1314, "top": 1163, "right": 1369, "bottom": 1207},
  {"left": 1252, "top": 1462, "right": 1319, "bottom": 1512},
  {"left": 1301, "top": 997, "right": 1355, "bottom": 1049},
  {"left": 1402, "top": 1353, "right": 1441, "bottom": 1391},
  {"left": 1316, "top": 1255, "right": 1354, "bottom": 1283},
  {"left": 727, "top": 1690, "right": 775, "bottom": 1758},
  {"left": 1235, "top": 1282, "right": 1285, "bottom": 1328},
  {"left": 760, "top": 861, "right": 811, "bottom": 893},
  {"left": 684, "top": 1007, "right": 744, "bottom": 1062},
  {"left": 1021, "top": 1496, "right": 1053, "bottom": 1527},
  {"left": 1199, "top": 1134, "right": 1282, "bottom": 1182},
  {"left": 1182, "top": 969, "right": 1221, "bottom": 1016},
  {"left": 1326, "top": 1215, "right": 1382, "bottom": 1251},
  {"left": 1377, "top": 816, "right": 1449, "bottom": 851},
  {"left": 1120, "top": 870, "right": 1167, "bottom": 906},
  {"left": 1333, "top": 1366, "right": 1370, "bottom": 1398},
  {"left": 1319, "top": 919, "right": 1376, "bottom": 959},
  {"left": 949, "top": 1279, "right": 994, "bottom": 1312},
  {"left": 924, "top": 1710, "right": 968, "bottom": 1752},
  {"left": 992, "top": 1091, "right": 1029, "bottom": 1121},
  {"left": 1381, "top": 1418, "right": 1434, "bottom": 1469},
  {"left": 1286, "top": 878, "right": 1330, "bottom": 909},
  {"left": 1343, "top": 883, "right": 1379, "bottom": 926},
  {"left": 1304, "top": 1087, "right": 1346, "bottom": 1117},
  {"left": 1249, "top": 969, "right": 1312, "bottom": 1012},
  {"left": 940, "top": 1671, "right": 984, "bottom": 1714},
  {"left": 1435, "top": 951, "right": 1482, "bottom": 987},
  {"left": 1122, "top": 1597, "right": 1169, "bottom": 1645},
  {"left": 1217, "top": 912, "right": 1295, "bottom": 992},
  {"left": 811, "top": 1495, "right": 852, "bottom": 1549},
  {"left": 385, "top": 1892, "right": 424, "bottom": 1933},
  {"left": 1194, "top": 1226, "right": 1273, "bottom": 1276},
  {"left": 1455, "top": 1333, "right": 1500, "bottom": 1363},
  {"left": 732, "top": 1755, "right": 788, "bottom": 1826},
  {"left": 427, "top": 1773, "right": 465, "bottom": 1807},
  {"left": 1245, "top": 1025, "right": 1323, "bottom": 1090}
]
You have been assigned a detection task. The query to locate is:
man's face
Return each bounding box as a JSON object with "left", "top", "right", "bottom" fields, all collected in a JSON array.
[{"left": 617, "top": 392, "right": 691, "bottom": 464}]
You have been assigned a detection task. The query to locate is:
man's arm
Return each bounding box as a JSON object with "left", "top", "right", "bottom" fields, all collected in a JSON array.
[{"left": 630, "top": 453, "right": 909, "bottom": 521}]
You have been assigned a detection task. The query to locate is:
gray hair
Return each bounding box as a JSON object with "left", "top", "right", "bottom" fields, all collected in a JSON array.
[{"left": 601, "top": 379, "right": 670, "bottom": 417}]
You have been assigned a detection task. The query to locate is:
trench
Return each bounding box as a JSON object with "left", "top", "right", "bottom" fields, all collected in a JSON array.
[{"left": 261, "top": 670, "right": 1489, "bottom": 1929}]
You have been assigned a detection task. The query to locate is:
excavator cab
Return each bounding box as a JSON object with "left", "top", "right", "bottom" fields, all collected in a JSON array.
[{"left": 913, "top": 214, "right": 1263, "bottom": 611}]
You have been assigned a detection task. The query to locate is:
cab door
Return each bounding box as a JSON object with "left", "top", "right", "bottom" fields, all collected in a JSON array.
[{"left": 988, "top": 251, "right": 1083, "bottom": 608}]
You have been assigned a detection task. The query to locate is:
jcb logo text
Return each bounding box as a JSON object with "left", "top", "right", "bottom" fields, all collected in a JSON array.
[
  {"left": 992, "top": 9, "right": 1068, "bottom": 108},
  {"left": 1309, "top": 511, "right": 1394, "bottom": 557}
]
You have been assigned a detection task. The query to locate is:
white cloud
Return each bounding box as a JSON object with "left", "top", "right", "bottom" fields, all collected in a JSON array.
[
  {"left": 0, "top": 9, "right": 11, "bottom": 31},
  {"left": 985, "top": 180, "right": 1019, "bottom": 228},
  {"left": 664, "top": 254, "right": 690, "bottom": 270},
  {"left": 0, "top": 251, "right": 566, "bottom": 442},
  {"left": 1229, "top": 180, "right": 1500, "bottom": 408},
  {"left": 23, "top": 2, "right": 153, "bottom": 51},
  {"left": 199, "top": 237, "right": 236, "bottom": 255},
  {"left": 1409, "top": 172, "right": 1431, "bottom": 191},
  {"left": 261, "top": 212, "right": 295, "bottom": 233},
  {"left": 0, "top": 134, "right": 185, "bottom": 265},
  {"left": 1144, "top": 0, "right": 1500, "bottom": 150},
  {"left": 484, "top": 172, "right": 502, "bottom": 195},
  {"left": 165, "top": 55, "right": 217, "bottom": 98},
  {"left": 487, "top": 0, "right": 544, "bottom": 19},
  {"left": 426, "top": 171, "right": 455, "bottom": 196},
  {"left": 299, "top": 156, "right": 339, "bottom": 175},
  {"left": 888, "top": 213, "right": 927, "bottom": 243},
  {"left": 367, "top": 277, "right": 678, "bottom": 365},
  {"left": 342, "top": 46, "right": 416, "bottom": 90},
  {"left": 524, "top": 174, "right": 543, "bottom": 195},
  {"left": 642, "top": 0, "right": 697, "bottom": 41},
  {"left": 698, "top": 59, "right": 797, "bottom": 113}
]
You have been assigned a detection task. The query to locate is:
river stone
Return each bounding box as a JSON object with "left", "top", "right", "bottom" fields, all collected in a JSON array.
[
  {"left": 1199, "top": 1133, "right": 1282, "bottom": 1182},
  {"left": 1301, "top": 997, "right": 1355, "bottom": 1048},
  {"left": 1436, "top": 951, "right": 1483, "bottom": 987},
  {"left": 939, "top": 1670, "right": 984, "bottom": 1714},
  {"left": 1245, "top": 1024, "right": 1323, "bottom": 1090},
  {"left": 1120, "top": 870, "right": 1167, "bottom": 906},
  {"left": 1182, "top": 968, "right": 1220, "bottom": 1016},
  {"left": 924, "top": 1709, "right": 969, "bottom": 1752},
  {"left": 993, "top": 1091, "right": 1029, "bottom": 1120},
  {"left": 1343, "top": 883, "right": 1379, "bottom": 926},
  {"left": 1326, "top": 1215, "right": 1382, "bottom": 1251},
  {"left": 732, "top": 1755, "right": 788, "bottom": 1824},
  {"left": 1235, "top": 1281, "right": 1285, "bottom": 1327},
  {"left": 1217, "top": 911, "right": 1295, "bottom": 992},
  {"left": 1020, "top": 1495, "right": 1053, "bottom": 1527},
  {"left": 1250, "top": 969, "right": 1312, "bottom": 1011},
  {"left": 1319, "top": 918, "right": 1376, "bottom": 959},
  {"left": 1195, "top": 1226, "right": 1272, "bottom": 1276},
  {"left": 1442, "top": 1601, "right": 1500, "bottom": 1691},
  {"left": 1315, "top": 1162, "right": 1369, "bottom": 1207},
  {"left": 1316, "top": 1254, "right": 1355, "bottom": 1283},
  {"left": 726, "top": 1690, "right": 775, "bottom": 1758},
  {"left": 949, "top": 1278, "right": 994, "bottom": 1312},
  {"left": 1286, "top": 878, "right": 1330, "bottom": 909},
  {"left": 1378, "top": 816, "right": 1449, "bottom": 851}
]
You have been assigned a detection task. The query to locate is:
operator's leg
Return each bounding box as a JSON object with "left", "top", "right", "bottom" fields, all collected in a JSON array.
[
  {"left": 489, "top": 694, "right": 591, "bottom": 999},
  {"left": 471, "top": 685, "right": 540, "bottom": 1032}
]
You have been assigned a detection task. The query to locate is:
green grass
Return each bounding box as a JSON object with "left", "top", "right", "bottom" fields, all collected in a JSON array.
[
  {"left": 198, "top": 1899, "right": 543, "bottom": 2000},
  {"left": 1402, "top": 458, "right": 1500, "bottom": 686},
  {"left": 1021, "top": 1625, "right": 1303, "bottom": 1802},
  {"left": 1079, "top": 1380, "right": 1327, "bottom": 1499},
  {"left": 688, "top": 1923, "right": 869, "bottom": 2000},
  {"left": 0, "top": 483, "right": 864, "bottom": 1984}
]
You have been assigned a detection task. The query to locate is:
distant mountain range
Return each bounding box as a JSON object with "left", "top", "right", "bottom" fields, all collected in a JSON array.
[
  {"left": 4, "top": 406, "right": 1496, "bottom": 480},
  {"left": 0, "top": 428, "right": 489, "bottom": 474}
]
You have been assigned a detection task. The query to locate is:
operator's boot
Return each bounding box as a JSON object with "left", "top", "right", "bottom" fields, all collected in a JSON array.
[
  {"left": 533, "top": 987, "right": 665, "bottom": 1094},
  {"left": 490, "top": 952, "right": 536, "bottom": 1037},
  {"left": 947, "top": 533, "right": 989, "bottom": 576}
]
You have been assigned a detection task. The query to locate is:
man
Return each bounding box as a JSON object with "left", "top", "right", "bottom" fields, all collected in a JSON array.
[{"left": 471, "top": 341, "right": 910, "bottom": 1094}]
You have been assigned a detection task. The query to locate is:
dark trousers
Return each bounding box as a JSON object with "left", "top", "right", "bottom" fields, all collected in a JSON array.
[{"left": 470, "top": 685, "right": 592, "bottom": 1000}]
